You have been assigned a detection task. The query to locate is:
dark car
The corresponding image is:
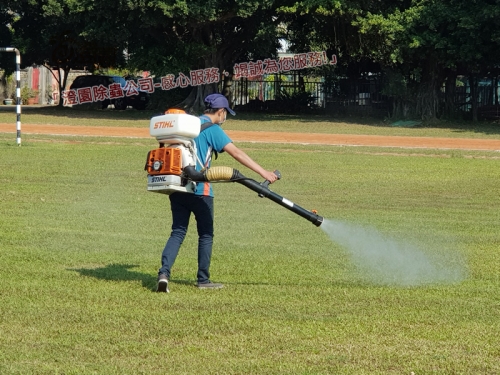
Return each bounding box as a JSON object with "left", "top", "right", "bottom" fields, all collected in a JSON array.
[
  {"left": 110, "top": 75, "right": 150, "bottom": 110},
  {"left": 69, "top": 74, "right": 149, "bottom": 110}
]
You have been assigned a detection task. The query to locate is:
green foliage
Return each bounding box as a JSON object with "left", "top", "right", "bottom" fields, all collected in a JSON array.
[
  {"left": 380, "top": 69, "right": 411, "bottom": 98},
  {"left": 274, "top": 89, "right": 317, "bottom": 112},
  {"left": 279, "top": 0, "right": 500, "bottom": 120},
  {"left": 0, "top": 2, "right": 16, "bottom": 73},
  {"left": 3, "top": 0, "right": 500, "bottom": 118},
  {"left": 147, "top": 85, "right": 192, "bottom": 111},
  {"left": 3, "top": 73, "right": 16, "bottom": 99},
  {"left": 9, "top": 1, "right": 121, "bottom": 70},
  {"left": 20, "top": 86, "right": 38, "bottom": 104}
]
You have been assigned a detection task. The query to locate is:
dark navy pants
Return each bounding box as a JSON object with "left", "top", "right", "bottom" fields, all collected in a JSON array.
[{"left": 159, "top": 192, "right": 214, "bottom": 283}]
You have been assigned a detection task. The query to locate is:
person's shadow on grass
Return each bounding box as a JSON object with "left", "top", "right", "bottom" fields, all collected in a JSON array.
[
  {"left": 71, "top": 264, "right": 158, "bottom": 291},
  {"left": 71, "top": 263, "right": 196, "bottom": 291}
]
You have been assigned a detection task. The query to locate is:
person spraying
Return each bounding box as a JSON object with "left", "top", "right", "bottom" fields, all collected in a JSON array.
[{"left": 156, "top": 94, "right": 278, "bottom": 292}]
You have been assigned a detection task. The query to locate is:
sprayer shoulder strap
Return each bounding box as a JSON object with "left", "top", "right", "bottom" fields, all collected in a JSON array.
[
  {"left": 200, "top": 122, "right": 216, "bottom": 132},
  {"left": 199, "top": 122, "right": 219, "bottom": 160}
]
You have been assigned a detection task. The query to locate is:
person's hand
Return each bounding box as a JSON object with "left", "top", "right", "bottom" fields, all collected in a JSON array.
[{"left": 262, "top": 170, "right": 279, "bottom": 184}]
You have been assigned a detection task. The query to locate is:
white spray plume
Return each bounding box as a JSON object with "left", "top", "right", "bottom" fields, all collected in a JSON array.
[{"left": 321, "top": 219, "right": 467, "bottom": 286}]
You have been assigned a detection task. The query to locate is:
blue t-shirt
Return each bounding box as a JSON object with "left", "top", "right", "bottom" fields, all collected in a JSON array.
[{"left": 194, "top": 115, "right": 232, "bottom": 196}]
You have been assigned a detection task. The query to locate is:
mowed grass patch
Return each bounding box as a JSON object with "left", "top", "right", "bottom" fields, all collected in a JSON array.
[
  {"left": 1, "top": 137, "right": 499, "bottom": 374},
  {"left": 1, "top": 106, "right": 500, "bottom": 139}
]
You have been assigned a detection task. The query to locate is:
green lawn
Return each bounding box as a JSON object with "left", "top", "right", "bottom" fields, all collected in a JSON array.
[
  {"left": 1, "top": 115, "right": 499, "bottom": 374},
  {"left": 1, "top": 105, "right": 500, "bottom": 139}
]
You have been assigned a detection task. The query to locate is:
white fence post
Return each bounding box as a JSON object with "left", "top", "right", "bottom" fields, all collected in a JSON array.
[{"left": 0, "top": 47, "right": 22, "bottom": 146}]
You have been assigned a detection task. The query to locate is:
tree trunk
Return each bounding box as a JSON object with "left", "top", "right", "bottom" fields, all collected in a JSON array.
[
  {"left": 175, "top": 25, "right": 224, "bottom": 114},
  {"left": 443, "top": 70, "right": 457, "bottom": 119},
  {"left": 177, "top": 83, "right": 217, "bottom": 115},
  {"left": 415, "top": 58, "right": 442, "bottom": 121},
  {"left": 54, "top": 65, "right": 70, "bottom": 107},
  {"left": 494, "top": 76, "right": 498, "bottom": 105},
  {"left": 0, "top": 71, "right": 6, "bottom": 99},
  {"left": 469, "top": 75, "right": 478, "bottom": 122},
  {"left": 222, "top": 73, "right": 234, "bottom": 108}
]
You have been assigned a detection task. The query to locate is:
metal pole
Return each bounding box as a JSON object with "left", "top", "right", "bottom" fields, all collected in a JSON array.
[{"left": 0, "top": 47, "right": 22, "bottom": 146}]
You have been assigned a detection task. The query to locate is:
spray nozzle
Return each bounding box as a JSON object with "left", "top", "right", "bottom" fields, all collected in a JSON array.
[{"left": 259, "top": 170, "right": 281, "bottom": 197}]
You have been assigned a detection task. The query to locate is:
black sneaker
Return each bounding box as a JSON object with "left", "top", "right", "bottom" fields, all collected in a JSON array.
[
  {"left": 157, "top": 274, "right": 169, "bottom": 293},
  {"left": 197, "top": 281, "right": 224, "bottom": 289}
]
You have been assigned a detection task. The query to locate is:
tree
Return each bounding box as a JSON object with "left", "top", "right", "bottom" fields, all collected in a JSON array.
[
  {"left": 0, "top": 1, "right": 17, "bottom": 99},
  {"left": 4, "top": 0, "right": 283, "bottom": 111},
  {"left": 6, "top": 0, "right": 126, "bottom": 106},
  {"left": 353, "top": 0, "right": 500, "bottom": 120},
  {"left": 119, "top": 0, "right": 281, "bottom": 113},
  {"left": 0, "top": 2, "right": 16, "bottom": 72},
  {"left": 279, "top": 0, "right": 500, "bottom": 121}
]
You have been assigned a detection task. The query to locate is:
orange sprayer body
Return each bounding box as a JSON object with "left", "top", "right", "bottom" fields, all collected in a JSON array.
[{"left": 145, "top": 147, "right": 183, "bottom": 176}]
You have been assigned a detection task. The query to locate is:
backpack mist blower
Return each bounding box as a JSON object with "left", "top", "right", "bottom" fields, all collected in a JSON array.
[{"left": 144, "top": 110, "right": 323, "bottom": 227}]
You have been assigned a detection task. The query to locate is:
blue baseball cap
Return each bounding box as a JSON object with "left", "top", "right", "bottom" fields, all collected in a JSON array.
[{"left": 204, "top": 93, "right": 236, "bottom": 116}]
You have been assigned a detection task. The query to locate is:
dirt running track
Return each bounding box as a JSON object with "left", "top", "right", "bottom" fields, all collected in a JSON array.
[{"left": 1, "top": 123, "right": 500, "bottom": 151}]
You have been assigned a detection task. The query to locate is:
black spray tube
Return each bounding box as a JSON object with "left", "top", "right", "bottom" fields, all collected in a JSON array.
[{"left": 183, "top": 166, "right": 323, "bottom": 227}]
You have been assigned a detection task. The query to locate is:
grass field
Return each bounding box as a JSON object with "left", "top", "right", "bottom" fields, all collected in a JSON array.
[
  {"left": 1, "top": 105, "right": 500, "bottom": 139},
  {"left": 1, "top": 110, "right": 499, "bottom": 374}
]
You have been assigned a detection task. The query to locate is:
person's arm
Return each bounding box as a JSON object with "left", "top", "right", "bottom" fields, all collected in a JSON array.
[{"left": 223, "top": 142, "right": 278, "bottom": 183}]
